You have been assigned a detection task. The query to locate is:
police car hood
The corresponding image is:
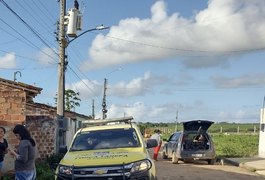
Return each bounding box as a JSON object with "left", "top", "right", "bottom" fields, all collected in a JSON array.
[{"left": 60, "top": 148, "right": 148, "bottom": 166}]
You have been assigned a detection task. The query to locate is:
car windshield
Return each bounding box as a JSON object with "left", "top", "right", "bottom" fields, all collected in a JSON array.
[{"left": 70, "top": 128, "right": 141, "bottom": 151}]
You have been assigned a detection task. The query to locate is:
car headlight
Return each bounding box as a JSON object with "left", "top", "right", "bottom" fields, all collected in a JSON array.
[
  {"left": 59, "top": 165, "right": 73, "bottom": 176},
  {"left": 130, "top": 159, "right": 152, "bottom": 175}
]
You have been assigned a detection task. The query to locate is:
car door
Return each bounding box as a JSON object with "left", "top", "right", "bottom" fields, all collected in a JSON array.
[{"left": 166, "top": 132, "right": 181, "bottom": 158}]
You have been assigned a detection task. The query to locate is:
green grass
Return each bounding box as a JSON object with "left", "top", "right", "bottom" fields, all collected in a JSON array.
[{"left": 211, "top": 134, "right": 259, "bottom": 158}]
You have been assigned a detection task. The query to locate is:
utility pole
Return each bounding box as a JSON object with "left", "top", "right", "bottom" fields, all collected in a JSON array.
[
  {"left": 56, "top": 0, "right": 66, "bottom": 153},
  {"left": 102, "top": 78, "right": 108, "bottom": 119},
  {"left": 92, "top": 99, "right": 95, "bottom": 119},
  {"left": 58, "top": 0, "right": 66, "bottom": 118},
  {"left": 56, "top": 0, "right": 108, "bottom": 152},
  {"left": 175, "top": 110, "right": 178, "bottom": 132}
]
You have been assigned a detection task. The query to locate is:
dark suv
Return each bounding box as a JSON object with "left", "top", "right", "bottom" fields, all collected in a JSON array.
[{"left": 162, "top": 120, "right": 216, "bottom": 164}]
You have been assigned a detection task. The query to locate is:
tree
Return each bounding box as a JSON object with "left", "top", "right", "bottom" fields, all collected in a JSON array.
[{"left": 54, "top": 89, "right": 81, "bottom": 111}]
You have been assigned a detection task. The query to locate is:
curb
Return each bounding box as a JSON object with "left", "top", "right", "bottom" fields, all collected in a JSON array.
[
  {"left": 222, "top": 158, "right": 240, "bottom": 166},
  {"left": 222, "top": 158, "right": 265, "bottom": 178},
  {"left": 239, "top": 163, "right": 257, "bottom": 172}
]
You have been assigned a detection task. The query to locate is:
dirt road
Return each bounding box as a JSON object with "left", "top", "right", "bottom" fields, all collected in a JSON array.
[{"left": 155, "top": 159, "right": 265, "bottom": 180}]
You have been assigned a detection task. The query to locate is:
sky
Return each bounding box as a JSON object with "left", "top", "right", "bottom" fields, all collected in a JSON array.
[{"left": 1, "top": 0, "right": 265, "bottom": 123}]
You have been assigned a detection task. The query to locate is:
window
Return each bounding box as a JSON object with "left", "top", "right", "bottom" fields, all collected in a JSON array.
[
  {"left": 70, "top": 128, "right": 140, "bottom": 151},
  {"left": 169, "top": 133, "right": 180, "bottom": 142}
]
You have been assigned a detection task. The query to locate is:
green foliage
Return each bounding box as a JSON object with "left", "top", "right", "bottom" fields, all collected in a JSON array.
[
  {"left": 209, "top": 123, "right": 259, "bottom": 133},
  {"left": 65, "top": 89, "right": 81, "bottom": 111},
  {"left": 54, "top": 89, "right": 81, "bottom": 111},
  {"left": 212, "top": 134, "right": 259, "bottom": 158},
  {"left": 3, "top": 153, "right": 65, "bottom": 179},
  {"left": 45, "top": 153, "right": 65, "bottom": 170},
  {"left": 36, "top": 162, "right": 54, "bottom": 180}
]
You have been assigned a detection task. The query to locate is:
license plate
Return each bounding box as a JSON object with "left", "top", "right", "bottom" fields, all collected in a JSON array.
[{"left": 192, "top": 154, "right": 202, "bottom": 157}]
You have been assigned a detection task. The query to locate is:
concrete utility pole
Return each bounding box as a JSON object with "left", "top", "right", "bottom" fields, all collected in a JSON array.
[
  {"left": 92, "top": 99, "right": 95, "bottom": 119},
  {"left": 175, "top": 110, "right": 178, "bottom": 131},
  {"left": 56, "top": 0, "right": 109, "bottom": 152},
  {"left": 56, "top": 0, "right": 67, "bottom": 153},
  {"left": 102, "top": 78, "right": 108, "bottom": 119},
  {"left": 57, "top": 0, "right": 66, "bottom": 118}
]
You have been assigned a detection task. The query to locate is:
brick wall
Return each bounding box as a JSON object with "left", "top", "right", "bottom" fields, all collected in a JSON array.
[
  {"left": 0, "top": 80, "right": 87, "bottom": 174},
  {"left": 0, "top": 84, "right": 27, "bottom": 173},
  {"left": 26, "top": 116, "right": 56, "bottom": 160}
]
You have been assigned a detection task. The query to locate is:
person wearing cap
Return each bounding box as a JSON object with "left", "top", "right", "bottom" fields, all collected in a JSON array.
[{"left": 150, "top": 129, "right": 162, "bottom": 161}]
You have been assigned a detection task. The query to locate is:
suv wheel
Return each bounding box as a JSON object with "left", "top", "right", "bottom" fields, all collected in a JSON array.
[{"left": 172, "top": 152, "right": 179, "bottom": 164}]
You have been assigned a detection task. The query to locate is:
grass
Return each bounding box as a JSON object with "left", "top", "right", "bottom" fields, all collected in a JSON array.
[{"left": 211, "top": 133, "right": 259, "bottom": 158}]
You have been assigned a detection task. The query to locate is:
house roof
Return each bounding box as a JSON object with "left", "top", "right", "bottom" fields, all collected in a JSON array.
[{"left": 0, "top": 77, "right": 42, "bottom": 97}]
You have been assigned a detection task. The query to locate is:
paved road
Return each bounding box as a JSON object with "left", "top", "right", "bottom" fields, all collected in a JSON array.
[{"left": 155, "top": 159, "right": 265, "bottom": 180}]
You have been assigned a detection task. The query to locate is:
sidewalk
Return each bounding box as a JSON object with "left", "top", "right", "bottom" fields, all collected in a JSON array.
[{"left": 223, "top": 157, "right": 265, "bottom": 177}]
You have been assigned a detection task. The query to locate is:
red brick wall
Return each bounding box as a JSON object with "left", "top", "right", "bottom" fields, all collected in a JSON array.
[
  {"left": 0, "top": 84, "right": 27, "bottom": 172},
  {"left": 0, "top": 85, "right": 26, "bottom": 126},
  {"left": 0, "top": 82, "right": 83, "bottom": 172},
  {"left": 26, "top": 116, "right": 56, "bottom": 160}
]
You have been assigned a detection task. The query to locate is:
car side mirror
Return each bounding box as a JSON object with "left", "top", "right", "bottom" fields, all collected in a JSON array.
[{"left": 146, "top": 139, "right": 158, "bottom": 149}]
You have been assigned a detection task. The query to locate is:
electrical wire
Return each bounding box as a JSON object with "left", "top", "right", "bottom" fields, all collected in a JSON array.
[{"left": 0, "top": 0, "right": 59, "bottom": 58}]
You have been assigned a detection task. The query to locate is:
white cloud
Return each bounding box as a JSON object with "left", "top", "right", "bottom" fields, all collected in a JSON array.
[
  {"left": 0, "top": 53, "right": 17, "bottom": 68},
  {"left": 35, "top": 47, "right": 57, "bottom": 66},
  {"left": 66, "top": 79, "right": 103, "bottom": 99},
  {"left": 81, "top": 0, "right": 265, "bottom": 71},
  {"left": 211, "top": 73, "right": 265, "bottom": 88},
  {"left": 67, "top": 71, "right": 174, "bottom": 99},
  {"left": 103, "top": 101, "right": 172, "bottom": 123}
]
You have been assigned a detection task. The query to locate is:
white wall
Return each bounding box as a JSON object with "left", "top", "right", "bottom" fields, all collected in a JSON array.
[
  {"left": 259, "top": 109, "right": 265, "bottom": 158},
  {"left": 65, "top": 118, "right": 83, "bottom": 148}
]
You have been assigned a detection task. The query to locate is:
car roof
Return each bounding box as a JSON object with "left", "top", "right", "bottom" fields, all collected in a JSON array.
[
  {"left": 183, "top": 120, "right": 214, "bottom": 132},
  {"left": 80, "top": 122, "right": 137, "bottom": 132},
  {"left": 78, "top": 116, "right": 138, "bottom": 133}
]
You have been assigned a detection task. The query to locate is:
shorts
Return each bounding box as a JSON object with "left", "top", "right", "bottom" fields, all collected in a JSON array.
[{"left": 15, "top": 169, "right": 36, "bottom": 180}]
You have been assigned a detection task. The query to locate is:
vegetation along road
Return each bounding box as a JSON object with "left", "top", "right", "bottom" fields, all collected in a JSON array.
[{"left": 155, "top": 160, "right": 265, "bottom": 180}]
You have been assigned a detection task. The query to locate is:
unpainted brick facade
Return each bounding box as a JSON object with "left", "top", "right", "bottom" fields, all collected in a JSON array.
[{"left": 0, "top": 78, "right": 86, "bottom": 173}]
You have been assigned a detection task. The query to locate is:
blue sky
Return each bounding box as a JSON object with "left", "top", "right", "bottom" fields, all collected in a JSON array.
[{"left": 1, "top": 0, "right": 265, "bottom": 123}]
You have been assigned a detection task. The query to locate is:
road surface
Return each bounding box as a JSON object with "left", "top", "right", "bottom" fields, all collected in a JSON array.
[{"left": 155, "top": 159, "right": 265, "bottom": 180}]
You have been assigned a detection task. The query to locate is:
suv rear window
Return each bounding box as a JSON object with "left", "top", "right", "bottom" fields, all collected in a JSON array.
[{"left": 70, "top": 128, "right": 140, "bottom": 151}]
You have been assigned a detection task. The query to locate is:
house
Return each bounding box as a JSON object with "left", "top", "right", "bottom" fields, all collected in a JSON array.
[{"left": 0, "top": 77, "right": 89, "bottom": 173}]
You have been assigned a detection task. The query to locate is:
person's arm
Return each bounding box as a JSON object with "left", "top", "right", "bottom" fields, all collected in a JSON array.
[{"left": 9, "top": 141, "right": 29, "bottom": 163}]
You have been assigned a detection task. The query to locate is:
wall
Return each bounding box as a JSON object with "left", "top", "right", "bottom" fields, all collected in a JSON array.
[
  {"left": 26, "top": 116, "right": 57, "bottom": 160},
  {"left": 259, "top": 109, "right": 265, "bottom": 158},
  {"left": 0, "top": 80, "right": 88, "bottom": 174},
  {"left": 0, "top": 84, "right": 26, "bottom": 173}
]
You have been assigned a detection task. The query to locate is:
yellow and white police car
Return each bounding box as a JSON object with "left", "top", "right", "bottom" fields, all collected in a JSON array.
[{"left": 55, "top": 116, "right": 157, "bottom": 180}]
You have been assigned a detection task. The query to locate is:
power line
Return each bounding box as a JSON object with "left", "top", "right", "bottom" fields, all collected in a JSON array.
[
  {"left": 0, "top": 17, "right": 58, "bottom": 62},
  {"left": 0, "top": 0, "right": 59, "bottom": 57},
  {"left": 32, "top": 0, "right": 56, "bottom": 23}
]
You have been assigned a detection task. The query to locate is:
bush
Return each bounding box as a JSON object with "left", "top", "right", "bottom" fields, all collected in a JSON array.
[{"left": 36, "top": 162, "right": 54, "bottom": 180}]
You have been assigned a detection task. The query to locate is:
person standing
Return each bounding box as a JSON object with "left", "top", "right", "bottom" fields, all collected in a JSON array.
[
  {"left": 9, "top": 124, "right": 36, "bottom": 180},
  {"left": 150, "top": 129, "right": 162, "bottom": 161},
  {"left": 0, "top": 127, "right": 8, "bottom": 177}
]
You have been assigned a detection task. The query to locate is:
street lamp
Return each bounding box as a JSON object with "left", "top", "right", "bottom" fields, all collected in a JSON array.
[
  {"left": 57, "top": 24, "right": 109, "bottom": 119},
  {"left": 67, "top": 25, "right": 109, "bottom": 45}
]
